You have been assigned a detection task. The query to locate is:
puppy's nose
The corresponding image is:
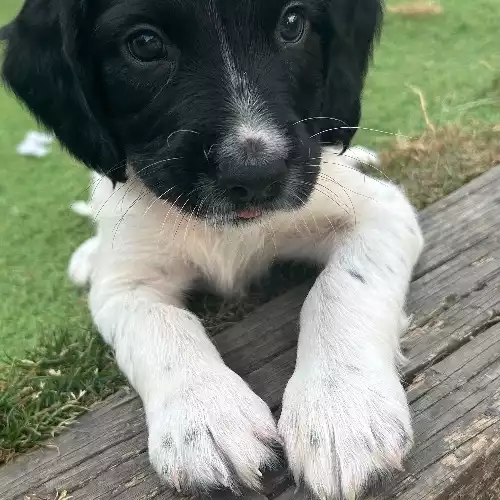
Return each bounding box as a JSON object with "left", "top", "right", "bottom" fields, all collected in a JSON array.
[{"left": 219, "top": 160, "right": 287, "bottom": 205}]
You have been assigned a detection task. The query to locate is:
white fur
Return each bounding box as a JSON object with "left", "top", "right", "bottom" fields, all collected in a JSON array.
[{"left": 69, "top": 146, "right": 424, "bottom": 498}]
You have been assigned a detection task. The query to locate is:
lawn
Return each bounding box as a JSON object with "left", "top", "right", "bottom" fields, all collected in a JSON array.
[
  {"left": 0, "top": 0, "right": 499, "bottom": 461},
  {"left": 0, "top": 0, "right": 92, "bottom": 357},
  {"left": 360, "top": 0, "right": 500, "bottom": 144}
]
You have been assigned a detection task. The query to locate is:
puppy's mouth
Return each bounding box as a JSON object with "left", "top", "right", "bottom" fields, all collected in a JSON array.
[{"left": 236, "top": 209, "right": 263, "bottom": 220}]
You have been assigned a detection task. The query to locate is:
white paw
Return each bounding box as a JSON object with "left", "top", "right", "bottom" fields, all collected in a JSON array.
[
  {"left": 279, "top": 370, "right": 412, "bottom": 500},
  {"left": 147, "top": 368, "right": 280, "bottom": 494},
  {"left": 68, "top": 237, "right": 100, "bottom": 286}
]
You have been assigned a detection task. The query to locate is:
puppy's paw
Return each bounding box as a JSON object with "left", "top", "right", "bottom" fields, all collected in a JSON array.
[
  {"left": 147, "top": 368, "right": 280, "bottom": 494},
  {"left": 68, "top": 236, "right": 99, "bottom": 286},
  {"left": 278, "top": 370, "right": 412, "bottom": 500}
]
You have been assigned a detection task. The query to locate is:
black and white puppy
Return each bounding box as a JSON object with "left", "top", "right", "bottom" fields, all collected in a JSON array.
[{"left": 1, "top": 0, "right": 424, "bottom": 498}]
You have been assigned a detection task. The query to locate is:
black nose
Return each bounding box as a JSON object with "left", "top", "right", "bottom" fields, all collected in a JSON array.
[{"left": 218, "top": 160, "right": 287, "bottom": 204}]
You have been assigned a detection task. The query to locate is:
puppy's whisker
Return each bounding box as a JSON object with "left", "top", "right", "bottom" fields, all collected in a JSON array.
[
  {"left": 143, "top": 186, "right": 176, "bottom": 216},
  {"left": 292, "top": 191, "right": 337, "bottom": 235},
  {"left": 93, "top": 175, "right": 140, "bottom": 221},
  {"left": 211, "top": 191, "right": 230, "bottom": 229},
  {"left": 110, "top": 157, "right": 180, "bottom": 207},
  {"left": 190, "top": 190, "right": 213, "bottom": 234},
  {"left": 207, "top": 143, "right": 219, "bottom": 158},
  {"left": 319, "top": 178, "right": 356, "bottom": 225},
  {"left": 293, "top": 116, "right": 348, "bottom": 126},
  {"left": 157, "top": 192, "right": 185, "bottom": 250},
  {"left": 172, "top": 199, "right": 192, "bottom": 242},
  {"left": 174, "top": 187, "right": 209, "bottom": 244},
  {"left": 111, "top": 190, "right": 150, "bottom": 249},
  {"left": 309, "top": 170, "right": 378, "bottom": 204},
  {"left": 315, "top": 183, "right": 353, "bottom": 222},
  {"left": 182, "top": 203, "right": 201, "bottom": 245},
  {"left": 317, "top": 147, "right": 390, "bottom": 183},
  {"left": 86, "top": 152, "right": 165, "bottom": 198},
  {"left": 310, "top": 158, "right": 389, "bottom": 185},
  {"left": 73, "top": 158, "right": 130, "bottom": 202},
  {"left": 115, "top": 176, "right": 146, "bottom": 212},
  {"left": 192, "top": 192, "right": 213, "bottom": 229},
  {"left": 181, "top": 206, "right": 200, "bottom": 245},
  {"left": 133, "top": 157, "right": 183, "bottom": 179},
  {"left": 302, "top": 177, "right": 350, "bottom": 211},
  {"left": 309, "top": 126, "right": 411, "bottom": 140},
  {"left": 159, "top": 184, "right": 203, "bottom": 246},
  {"left": 287, "top": 193, "right": 314, "bottom": 235},
  {"left": 293, "top": 190, "right": 324, "bottom": 235},
  {"left": 150, "top": 74, "right": 175, "bottom": 104},
  {"left": 342, "top": 152, "right": 391, "bottom": 183},
  {"left": 93, "top": 158, "right": 176, "bottom": 220},
  {"left": 297, "top": 179, "right": 351, "bottom": 219},
  {"left": 315, "top": 171, "right": 370, "bottom": 197},
  {"left": 281, "top": 200, "right": 308, "bottom": 239},
  {"left": 262, "top": 218, "right": 278, "bottom": 260},
  {"left": 166, "top": 129, "right": 201, "bottom": 149},
  {"left": 170, "top": 194, "right": 194, "bottom": 233},
  {"left": 207, "top": 190, "right": 226, "bottom": 229}
]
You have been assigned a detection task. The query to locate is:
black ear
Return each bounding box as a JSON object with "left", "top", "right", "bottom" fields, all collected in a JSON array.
[
  {"left": 321, "top": 0, "right": 383, "bottom": 148},
  {"left": 1, "top": 0, "right": 126, "bottom": 182},
  {"left": 0, "top": 22, "right": 14, "bottom": 40}
]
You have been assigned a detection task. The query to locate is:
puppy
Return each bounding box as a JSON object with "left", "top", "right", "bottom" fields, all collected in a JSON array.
[{"left": 1, "top": 1, "right": 424, "bottom": 498}]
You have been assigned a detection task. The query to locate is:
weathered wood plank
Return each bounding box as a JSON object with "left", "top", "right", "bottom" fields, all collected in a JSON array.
[
  {"left": 2, "top": 166, "right": 500, "bottom": 500},
  {"left": 213, "top": 285, "right": 307, "bottom": 378}
]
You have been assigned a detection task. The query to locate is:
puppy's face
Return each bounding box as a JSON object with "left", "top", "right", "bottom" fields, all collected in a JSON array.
[
  {"left": 1, "top": 0, "right": 382, "bottom": 224},
  {"left": 94, "top": 0, "right": 329, "bottom": 223}
]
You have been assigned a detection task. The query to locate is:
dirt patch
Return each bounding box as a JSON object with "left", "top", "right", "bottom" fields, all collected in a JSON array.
[{"left": 387, "top": 2, "right": 443, "bottom": 16}]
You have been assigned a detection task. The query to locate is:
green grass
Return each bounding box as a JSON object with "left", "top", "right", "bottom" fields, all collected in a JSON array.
[
  {"left": 0, "top": 0, "right": 499, "bottom": 462},
  {"left": 0, "top": 1, "right": 92, "bottom": 357},
  {"left": 359, "top": 0, "right": 500, "bottom": 145},
  {"left": 0, "top": 330, "right": 125, "bottom": 463}
]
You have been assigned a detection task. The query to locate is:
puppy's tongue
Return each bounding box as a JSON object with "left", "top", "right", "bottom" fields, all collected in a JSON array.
[{"left": 237, "top": 209, "right": 262, "bottom": 219}]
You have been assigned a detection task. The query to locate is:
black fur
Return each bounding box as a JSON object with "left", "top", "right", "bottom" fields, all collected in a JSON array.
[
  {"left": 0, "top": 22, "right": 13, "bottom": 40},
  {"left": 1, "top": 0, "right": 383, "bottom": 221}
]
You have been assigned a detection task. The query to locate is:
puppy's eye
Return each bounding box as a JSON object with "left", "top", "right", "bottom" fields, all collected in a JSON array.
[
  {"left": 127, "top": 29, "right": 167, "bottom": 62},
  {"left": 278, "top": 6, "right": 308, "bottom": 44}
]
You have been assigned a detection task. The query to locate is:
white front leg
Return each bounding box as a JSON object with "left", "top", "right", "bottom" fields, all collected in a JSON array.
[
  {"left": 88, "top": 259, "right": 280, "bottom": 494},
  {"left": 279, "top": 178, "right": 424, "bottom": 499}
]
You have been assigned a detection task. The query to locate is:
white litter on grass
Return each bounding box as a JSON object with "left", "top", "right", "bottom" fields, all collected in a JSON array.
[{"left": 16, "top": 130, "right": 54, "bottom": 158}]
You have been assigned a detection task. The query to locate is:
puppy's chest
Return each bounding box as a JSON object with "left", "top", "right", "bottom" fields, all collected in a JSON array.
[
  {"left": 176, "top": 214, "right": 337, "bottom": 296},
  {"left": 180, "top": 225, "right": 278, "bottom": 296}
]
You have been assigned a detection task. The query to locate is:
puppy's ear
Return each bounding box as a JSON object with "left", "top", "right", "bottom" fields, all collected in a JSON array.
[
  {"left": 1, "top": 0, "right": 126, "bottom": 182},
  {"left": 0, "top": 22, "right": 14, "bottom": 40},
  {"left": 321, "top": 0, "right": 383, "bottom": 148}
]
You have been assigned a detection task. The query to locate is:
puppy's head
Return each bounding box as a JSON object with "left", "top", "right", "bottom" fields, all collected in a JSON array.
[{"left": 1, "top": 0, "right": 382, "bottom": 224}]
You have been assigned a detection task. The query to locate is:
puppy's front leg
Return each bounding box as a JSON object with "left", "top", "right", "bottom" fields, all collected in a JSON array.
[
  {"left": 279, "top": 177, "right": 424, "bottom": 499},
  {"left": 89, "top": 262, "right": 279, "bottom": 494}
]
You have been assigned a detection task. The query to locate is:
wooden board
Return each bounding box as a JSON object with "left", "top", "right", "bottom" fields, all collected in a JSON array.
[{"left": 2, "top": 166, "right": 500, "bottom": 500}]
